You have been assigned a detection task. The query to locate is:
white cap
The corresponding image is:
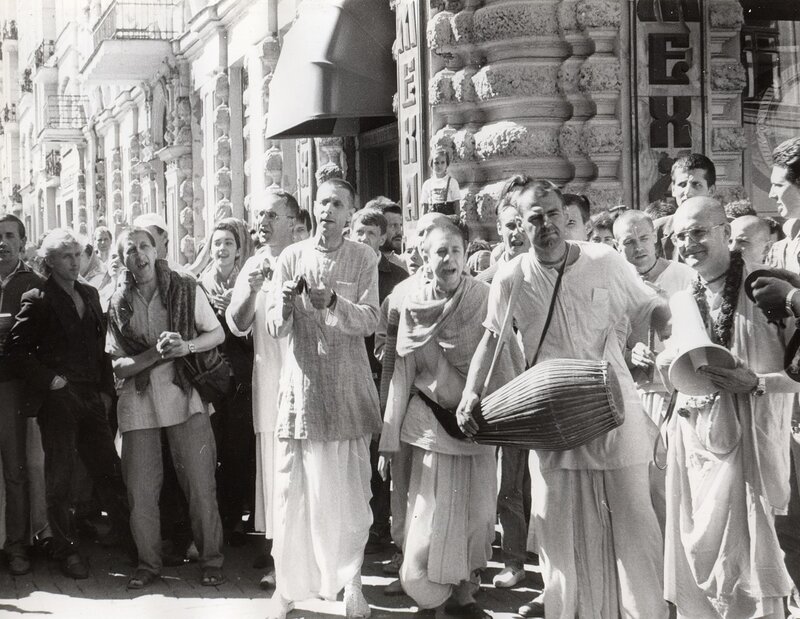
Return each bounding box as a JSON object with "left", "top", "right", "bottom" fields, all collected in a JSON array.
[{"left": 133, "top": 212, "right": 169, "bottom": 233}]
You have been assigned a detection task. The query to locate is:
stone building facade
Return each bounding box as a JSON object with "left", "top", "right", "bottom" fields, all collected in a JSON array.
[{"left": 0, "top": 0, "right": 797, "bottom": 252}]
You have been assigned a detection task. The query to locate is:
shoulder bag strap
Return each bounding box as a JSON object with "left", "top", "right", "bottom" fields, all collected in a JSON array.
[{"left": 530, "top": 244, "right": 569, "bottom": 367}]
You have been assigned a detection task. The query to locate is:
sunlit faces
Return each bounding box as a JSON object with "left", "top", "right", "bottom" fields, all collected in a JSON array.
[
  {"left": 94, "top": 229, "right": 112, "bottom": 255},
  {"left": 563, "top": 204, "right": 588, "bottom": 241},
  {"left": 729, "top": 216, "right": 771, "bottom": 265},
  {"left": 615, "top": 220, "right": 657, "bottom": 272},
  {"left": 123, "top": 231, "right": 158, "bottom": 282},
  {"left": 431, "top": 153, "right": 448, "bottom": 178},
  {"left": 0, "top": 221, "right": 25, "bottom": 269},
  {"left": 210, "top": 229, "right": 239, "bottom": 269},
  {"left": 422, "top": 227, "right": 466, "bottom": 293},
  {"left": 671, "top": 168, "right": 715, "bottom": 206},
  {"left": 517, "top": 188, "right": 566, "bottom": 252},
  {"left": 496, "top": 207, "right": 529, "bottom": 259},
  {"left": 256, "top": 194, "right": 295, "bottom": 247},
  {"left": 383, "top": 212, "right": 404, "bottom": 253},
  {"left": 769, "top": 165, "right": 800, "bottom": 219},
  {"left": 47, "top": 243, "right": 82, "bottom": 282},
  {"left": 673, "top": 201, "right": 730, "bottom": 277},
  {"left": 314, "top": 184, "right": 354, "bottom": 236},
  {"left": 350, "top": 220, "right": 385, "bottom": 256}
]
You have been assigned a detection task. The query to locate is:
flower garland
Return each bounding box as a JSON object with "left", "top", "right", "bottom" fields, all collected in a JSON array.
[{"left": 691, "top": 250, "right": 744, "bottom": 350}]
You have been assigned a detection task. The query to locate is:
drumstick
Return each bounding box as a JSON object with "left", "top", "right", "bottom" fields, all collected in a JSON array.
[{"left": 481, "top": 269, "right": 522, "bottom": 398}]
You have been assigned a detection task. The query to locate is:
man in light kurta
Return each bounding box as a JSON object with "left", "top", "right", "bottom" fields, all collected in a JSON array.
[
  {"left": 458, "top": 179, "right": 671, "bottom": 619},
  {"left": 379, "top": 221, "right": 520, "bottom": 617},
  {"left": 665, "top": 198, "right": 797, "bottom": 619},
  {"left": 614, "top": 210, "right": 695, "bottom": 530},
  {"left": 225, "top": 189, "right": 298, "bottom": 588},
  {"left": 266, "top": 179, "right": 382, "bottom": 619}
]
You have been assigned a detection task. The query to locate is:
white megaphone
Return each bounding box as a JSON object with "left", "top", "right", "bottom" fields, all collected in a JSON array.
[{"left": 667, "top": 290, "right": 736, "bottom": 396}]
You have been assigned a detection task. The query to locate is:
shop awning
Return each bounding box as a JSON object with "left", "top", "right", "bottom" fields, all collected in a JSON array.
[{"left": 265, "top": 0, "right": 396, "bottom": 140}]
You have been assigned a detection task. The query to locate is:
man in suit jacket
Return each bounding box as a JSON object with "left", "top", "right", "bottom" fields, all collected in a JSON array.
[{"left": 6, "top": 229, "right": 131, "bottom": 579}]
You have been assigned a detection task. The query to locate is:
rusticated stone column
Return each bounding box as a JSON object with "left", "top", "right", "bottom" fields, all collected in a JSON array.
[
  {"left": 94, "top": 157, "right": 106, "bottom": 226},
  {"left": 708, "top": 0, "right": 746, "bottom": 203},
  {"left": 576, "top": 0, "right": 624, "bottom": 210},
  {"left": 261, "top": 37, "right": 284, "bottom": 189},
  {"left": 110, "top": 147, "right": 124, "bottom": 235},
  {"left": 213, "top": 72, "right": 233, "bottom": 223}
]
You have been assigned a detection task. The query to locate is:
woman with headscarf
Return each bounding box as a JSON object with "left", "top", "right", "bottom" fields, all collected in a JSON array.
[{"left": 378, "top": 219, "right": 520, "bottom": 617}]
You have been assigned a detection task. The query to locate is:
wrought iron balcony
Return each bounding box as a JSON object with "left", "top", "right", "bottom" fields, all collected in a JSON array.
[
  {"left": 2, "top": 21, "right": 17, "bottom": 41},
  {"left": 39, "top": 95, "right": 87, "bottom": 144},
  {"left": 83, "top": 1, "right": 178, "bottom": 83},
  {"left": 3, "top": 104, "right": 17, "bottom": 122},
  {"left": 93, "top": 1, "right": 177, "bottom": 49},
  {"left": 20, "top": 68, "right": 32, "bottom": 94},
  {"left": 45, "top": 151, "right": 61, "bottom": 178},
  {"left": 34, "top": 39, "right": 55, "bottom": 69}
]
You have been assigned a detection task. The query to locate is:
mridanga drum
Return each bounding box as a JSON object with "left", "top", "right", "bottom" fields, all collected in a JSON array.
[{"left": 473, "top": 358, "right": 624, "bottom": 451}]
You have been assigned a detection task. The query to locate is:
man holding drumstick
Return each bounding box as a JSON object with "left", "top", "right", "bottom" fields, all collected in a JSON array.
[{"left": 457, "top": 178, "right": 671, "bottom": 618}]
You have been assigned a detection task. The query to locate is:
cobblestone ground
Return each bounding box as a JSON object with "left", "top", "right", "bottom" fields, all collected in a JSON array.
[{"left": 0, "top": 532, "right": 544, "bottom": 619}]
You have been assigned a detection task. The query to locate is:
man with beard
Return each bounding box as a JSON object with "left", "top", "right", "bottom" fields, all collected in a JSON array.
[
  {"left": 663, "top": 197, "right": 797, "bottom": 618},
  {"left": 266, "top": 179, "right": 381, "bottom": 619},
  {"left": 227, "top": 188, "right": 299, "bottom": 588},
  {"left": 365, "top": 197, "right": 407, "bottom": 272},
  {"left": 458, "top": 178, "right": 670, "bottom": 618}
]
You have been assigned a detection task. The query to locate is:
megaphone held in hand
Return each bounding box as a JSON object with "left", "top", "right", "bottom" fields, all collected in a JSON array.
[{"left": 667, "top": 290, "right": 736, "bottom": 396}]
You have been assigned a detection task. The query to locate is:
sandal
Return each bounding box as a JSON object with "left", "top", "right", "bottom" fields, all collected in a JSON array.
[
  {"left": 201, "top": 566, "right": 226, "bottom": 586},
  {"left": 127, "top": 569, "right": 159, "bottom": 590}
]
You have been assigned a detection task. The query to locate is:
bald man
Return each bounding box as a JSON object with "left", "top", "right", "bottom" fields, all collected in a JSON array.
[
  {"left": 729, "top": 215, "right": 771, "bottom": 265},
  {"left": 663, "top": 196, "right": 798, "bottom": 618}
]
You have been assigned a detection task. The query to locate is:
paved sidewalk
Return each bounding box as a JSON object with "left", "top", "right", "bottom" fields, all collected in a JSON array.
[{"left": 1, "top": 536, "right": 543, "bottom": 618}]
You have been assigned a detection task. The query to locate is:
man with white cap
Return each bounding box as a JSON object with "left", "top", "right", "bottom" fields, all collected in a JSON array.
[{"left": 133, "top": 212, "right": 187, "bottom": 272}]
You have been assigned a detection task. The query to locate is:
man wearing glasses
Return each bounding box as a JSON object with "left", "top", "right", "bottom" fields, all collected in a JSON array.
[
  {"left": 226, "top": 188, "right": 299, "bottom": 589},
  {"left": 662, "top": 196, "right": 798, "bottom": 618}
]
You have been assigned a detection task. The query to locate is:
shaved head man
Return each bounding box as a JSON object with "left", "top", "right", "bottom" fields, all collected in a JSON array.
[
  {"left": 672, "top": 196, "right": 730, "bottom": 282},
  {"left": 729, "top": 215, "right": 771, "bottom": 265}
]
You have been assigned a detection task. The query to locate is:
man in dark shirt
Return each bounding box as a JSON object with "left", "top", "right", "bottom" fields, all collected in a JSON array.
[
  {"left": 6, "top": 228, "right": 131, "bottom": 579},
  {"left": 0, "top": 214, "right": 43, "bottom": 575},
  {"left": 349, "top": 208, "right": 407, "bottom": 551}
]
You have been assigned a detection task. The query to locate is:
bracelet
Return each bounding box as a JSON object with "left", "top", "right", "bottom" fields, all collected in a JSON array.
[{"left": 786, "top": 288, "right": 799, "bottom": 318}]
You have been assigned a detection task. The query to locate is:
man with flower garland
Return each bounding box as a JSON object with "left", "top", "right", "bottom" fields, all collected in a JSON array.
[{"left": 663, "top": 196, "right": 799, "bottom": 618}]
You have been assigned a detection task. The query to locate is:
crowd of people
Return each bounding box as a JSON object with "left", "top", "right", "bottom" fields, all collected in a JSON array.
[{"left": 1, "top": 137, "right": 800, "bottom": 619}]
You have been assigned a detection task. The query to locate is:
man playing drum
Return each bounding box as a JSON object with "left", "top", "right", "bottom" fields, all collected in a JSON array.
[{"left": 457, "top": 178, "right": 671, "bottom": 618}]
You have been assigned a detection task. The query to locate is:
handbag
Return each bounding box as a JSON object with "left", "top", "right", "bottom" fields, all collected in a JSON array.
[{"left": 182, "top": 347, "right": 232, "bottom": 403}]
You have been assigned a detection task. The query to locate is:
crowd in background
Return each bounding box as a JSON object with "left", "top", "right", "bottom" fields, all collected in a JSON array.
[{"left": 0, "top": 138, "right": 800, "bottom": 619}]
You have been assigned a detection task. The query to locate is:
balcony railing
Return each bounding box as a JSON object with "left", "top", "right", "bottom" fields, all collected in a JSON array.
[
  {"left": 43, "top": 95, "right": 87, "bottom": 130},
  {"left": 93, "top": 1, "right": 177, "bottom": 50},
  {"left": 20, "top": 68, "right": 32, "bottom": 94},
  {"left": 2, "top": 20, "right": 17, "bottom": 41},
  {"left": 45, "top": 151, "right": 61, "bottom": 178},
  {"left": 3, "top": 104, "right": 16, "bottom": 122},
  {"left": 34, "top": 39, "right": 55, "bottom": 69}
]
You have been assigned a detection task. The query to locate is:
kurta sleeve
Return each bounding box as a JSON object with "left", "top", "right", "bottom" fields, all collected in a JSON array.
[
  {"left": 379, "top": 351, "right": 416, "bottom": 453},
  {"left": 327, "top": 249, "right": 380, "bottom": 336},
  {"left": 266, "top": 250, "right": 294, "bottom": 339},
  {"left": 374, "top": 295, "right": 392, "bottom": 363},
  {"left": 225, "top": 256, "right": 260, "bottom": 337}
]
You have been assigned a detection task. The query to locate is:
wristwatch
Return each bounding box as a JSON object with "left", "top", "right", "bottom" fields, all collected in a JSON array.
[
  {"left": 785, "top": 288, "right": 799, "bottom": 318},
  {"left": 753, "top": 376, "right": 766, "bottom": 397},
  {"left": 187, "top": 342, "right": 197, "bottom": 355}
]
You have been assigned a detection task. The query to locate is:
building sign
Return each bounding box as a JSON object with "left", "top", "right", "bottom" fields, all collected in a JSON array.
[
  {"left": 395, "top": 0, "right": 425, "bottom": 222},
  {"left": 633, "top": 0, "right": 705, "bottom": 203}
]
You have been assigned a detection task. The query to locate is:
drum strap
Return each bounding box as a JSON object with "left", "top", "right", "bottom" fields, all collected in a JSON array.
[
  {"left": 417, "top": 390, "right": 468, "bottom": 439},
  {"left": 530, "top": 247, "right": 569, "bottom": 368},
  {"left": 653, "top": 390, "right": 678, "bottom": 470}
]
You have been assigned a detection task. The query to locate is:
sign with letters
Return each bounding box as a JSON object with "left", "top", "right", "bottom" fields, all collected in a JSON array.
[{"left": 633, "top": 0, "right": 706, "bottom": 204}]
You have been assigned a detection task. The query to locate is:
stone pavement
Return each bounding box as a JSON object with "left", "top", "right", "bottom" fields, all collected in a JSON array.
[{"left": 0, "top": 534, "right": 544, "bottom": 619}]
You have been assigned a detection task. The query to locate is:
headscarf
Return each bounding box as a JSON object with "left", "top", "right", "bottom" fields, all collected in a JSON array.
[{"left": 189, "top": 217, "right": 255, "bottom": 277}]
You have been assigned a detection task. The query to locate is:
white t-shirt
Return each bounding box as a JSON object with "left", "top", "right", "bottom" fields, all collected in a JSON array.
[{"left": 420, "top": 174, "right": 460, "bottom": 205}]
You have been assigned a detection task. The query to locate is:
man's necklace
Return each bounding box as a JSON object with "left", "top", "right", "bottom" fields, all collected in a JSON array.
[{"left": 639, "top": 257, "right": 659, "bottom": 278}]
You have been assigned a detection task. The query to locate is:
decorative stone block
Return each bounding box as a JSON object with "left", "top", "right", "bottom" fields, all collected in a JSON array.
[
  {"left": 451, "top": 10, "right": 475, "bottom": 44},
  {"left": 427, "top": 11, "right": 454, "bottom": 50},
  {"left": 451, "top": 128, "right": 476, "bottom": 161},
  {"left": 472, "top": 63, "right": 560, "bottom": 100},
  {"left": 582, "top": 120, "right": 622, "bottom": 154},
  {"left": 453, "top": 67, "right": 478, "bottom": 103},
  {"left": 709, "top": 0, "right": 744, "bottom": 30},
  {"left": 474, "top": 121, "right": 560, "bottom": 160},
  {"left": 710, "top": 60, "right": 746, "bottom": 91},
  {"left": 712, "top": 127, "right": 747, "bottom": 152},
  {"left": 576, "top": 0, "right": 621, "bottom": 30},
  {"left": 578, "top": 58, "right": 622, "bottom": 94},
  {"left": 559, "top": 122, "right": 587, "bottom": 157},
  {"left": 473, "top": 3, "right": 559, "bottom": 42},
  {"left": 557, "top": 0, "right": 580, "bottom": 34},
  {"left": 430, "top": 69, "right": 456, "bottom": 104},
  {"left": 215, "top": 198, "right": 233, "bottom": 222}
]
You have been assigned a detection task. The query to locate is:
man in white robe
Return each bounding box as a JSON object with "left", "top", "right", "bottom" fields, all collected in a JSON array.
[
  {"left": 226, "top": 188, "right": 297, "bottom": 587},
  {"left": 663, "top": 197, "right": 797, "bottom": 618},
  {"left": 458, "top": 178, "right": 671, "bottom": 619}
]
